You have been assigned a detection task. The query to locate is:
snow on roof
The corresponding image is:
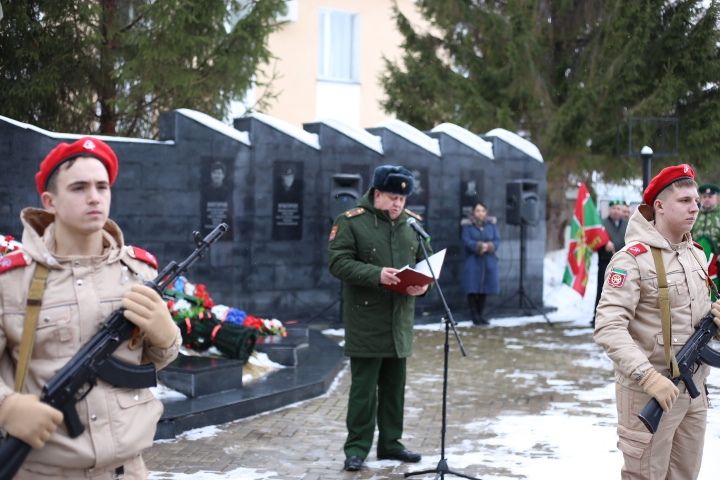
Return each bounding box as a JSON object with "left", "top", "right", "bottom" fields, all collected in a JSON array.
[
  {"left": 177, "top": 109, "right": 250, "bottom": 146},
  {"left": 0, "top": 115, "right": 170, "bottom": 145},
  {"left": 485, "top": 128, "right": 543, "bottom": 162},
  {"left": 245, "top": 112, "right": 320, "bottom": 150},
  {"left": 374, "top": 118, "right": 441, "bottom": 157},
  {"left": 431, "top": 123, "right": 494, "bottom": 159},
  {"left": 314, "top": 118, "right": 383, "bottom": 155}
]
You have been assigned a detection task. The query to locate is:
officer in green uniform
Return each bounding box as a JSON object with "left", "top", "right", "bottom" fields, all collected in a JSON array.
[
  {"left": 691, "top": 183, "right": 720, "bottom": 291},
  {"left": 328, "top": 165, "right": 431, "bottom": 472}
]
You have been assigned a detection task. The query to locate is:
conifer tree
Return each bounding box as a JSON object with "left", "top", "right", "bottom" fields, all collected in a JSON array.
[
  {"left": 0, "top": 0, "right": 286, "bottom": 136},
  {"left": 383, "top": 1, "right": 720, "bottom": 247}
]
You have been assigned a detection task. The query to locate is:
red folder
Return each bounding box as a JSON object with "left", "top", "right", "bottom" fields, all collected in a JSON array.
[{"left": 382, "top": 249, "right": 446, "bottom": 295}]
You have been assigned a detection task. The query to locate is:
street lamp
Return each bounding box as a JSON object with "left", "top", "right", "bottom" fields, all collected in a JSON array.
[{"left": 640, "top": 146, "right": 653, "bottom": 192}]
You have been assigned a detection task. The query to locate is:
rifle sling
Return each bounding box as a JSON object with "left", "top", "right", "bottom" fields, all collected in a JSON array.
[
  {"left": 650, "top": 247, "right": 680, "bottom": 379},
  {"left": 15, "top": 264, "right": 49, "bottom": 392}
]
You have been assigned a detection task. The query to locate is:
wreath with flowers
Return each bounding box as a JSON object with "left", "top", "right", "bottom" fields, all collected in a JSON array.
[
  {"left": 0, "top": 234, "right": 286, "bottom": 362},
  {"left": 0, "top": 234, "right": 21, "bottom": 257},
  {"left": 165, "top": 276, "right": 287, "bottom": 362}
]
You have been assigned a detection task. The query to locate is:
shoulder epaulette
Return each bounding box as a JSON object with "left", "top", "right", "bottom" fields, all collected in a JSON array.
[
  {"left": 626, "top": 243, "right": 648, "bottom": 257},
  {"left": 404, "top": 208, "right": 423, "bottom": 221},
  {"left": 127, "top": 246, "right": 158, "bottom": 269},
  {"left": 0, "top": 251, "right": 30, "bottom": 274},
  {"left": 344, "top": 207, "right": 366, "bottom": 219}
]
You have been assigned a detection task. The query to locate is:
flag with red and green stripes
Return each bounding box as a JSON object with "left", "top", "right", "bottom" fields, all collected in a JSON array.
[{"left": 562, "top": 182, "right": 609, "bottom": 296}]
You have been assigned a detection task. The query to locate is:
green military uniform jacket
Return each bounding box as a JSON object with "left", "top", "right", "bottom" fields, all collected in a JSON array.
[
  {"left": 328, "top": 190, "right": 431, "bottom": 358},
  {"left": 691, "top": 206, "right": 720, "bottom": 254}
]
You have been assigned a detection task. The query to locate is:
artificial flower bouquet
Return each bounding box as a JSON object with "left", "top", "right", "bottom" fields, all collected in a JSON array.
[
  {"left": 0, "top": 233, "right": 21, "bottom": 257},
  {"left": 165, "top": 276, "right": 287, "bottom": 362}
]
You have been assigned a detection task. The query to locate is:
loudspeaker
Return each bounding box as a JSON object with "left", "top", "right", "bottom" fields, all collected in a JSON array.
[
  {"left": 329, "top": 173, "right": 363, "bottom": 221},
  {"left": 506, "top": 180, "right": 539, "bottom": 226}
]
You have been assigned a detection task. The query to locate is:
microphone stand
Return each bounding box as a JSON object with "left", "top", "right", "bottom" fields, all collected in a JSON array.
[{"left": 405, "top": 233, "right": 481, "bottom": 480}]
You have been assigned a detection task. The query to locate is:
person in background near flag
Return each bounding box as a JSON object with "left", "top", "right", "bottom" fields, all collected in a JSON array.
[
  {"left": 594, "top": 164, "right": 720, "bottom": 480},
  {"left": 621, "top": 202, "right": 632, "bottom": 221},
  {"left": 562, "top": 182, "right": 609, "bottom": 297},
  {"left": 591, "top": 200, "right": 628, "bottom": 328},
  {"left": 691, "top": 183, "right": 720, "bottom": 293}
]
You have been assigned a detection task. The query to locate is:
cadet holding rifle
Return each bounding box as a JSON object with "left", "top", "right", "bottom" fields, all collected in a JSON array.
[
  {"left": 594, "top": 164, "right": 720, "bottom": 479},
  {"left": 0, "top": 138, "right": 181, "bottom": 479}
]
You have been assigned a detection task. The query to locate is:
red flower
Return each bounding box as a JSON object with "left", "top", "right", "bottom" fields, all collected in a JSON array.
[
  {"left": 242, "top": 315, "right": 264, "bottom": 331},
  {"left": 194, "top": 284, "right": 215, "bottom": 308}
]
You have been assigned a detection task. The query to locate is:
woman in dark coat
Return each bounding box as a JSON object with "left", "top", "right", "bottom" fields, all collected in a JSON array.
[{"left": 462, "top": 202, "right": 501, "bottom": 325}]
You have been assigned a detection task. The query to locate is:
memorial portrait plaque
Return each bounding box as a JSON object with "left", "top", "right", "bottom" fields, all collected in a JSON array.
[
  {"left": 460, "top": 170, "right": 485, "bottom": 217},
  {"left": 407, "top": 167, "right": 429, "bottom": 221},
  {"left": 460, "top": 170, "right": 485, "bottom": 236},
  {"left": 201, "top": 158, "right": 234, "bottom": 240},
  {"left": 272, "top": 160, "right": 304, "bottom": 241}
]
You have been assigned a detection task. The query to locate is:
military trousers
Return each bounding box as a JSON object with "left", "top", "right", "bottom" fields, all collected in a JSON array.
[
  {"left": 344, "top": 356, "right": 407, "bottom": 459},
  {"left": 615, "top": 382, "right": 708, "bottom": 480}
]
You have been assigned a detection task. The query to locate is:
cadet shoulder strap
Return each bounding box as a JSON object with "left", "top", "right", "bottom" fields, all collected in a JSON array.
[
  {"left": 14, "top": 264, "right": 49, "bottom": 392},
  {"left": 649, "top": 247, "right": 680, "bottom": 379}
]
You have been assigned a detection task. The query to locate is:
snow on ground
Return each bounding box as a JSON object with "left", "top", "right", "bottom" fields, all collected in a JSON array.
[{"left": 149, "top": 250, "right": 720, "bottom": 479}]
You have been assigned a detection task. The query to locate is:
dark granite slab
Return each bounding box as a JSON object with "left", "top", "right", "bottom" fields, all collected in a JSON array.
[
  {"left": 253, "top": 326, "right": 309, "bottom": 366},
  {"left": 157, "top": 355, "right": 245, "bottom": 398},
  {"left": 155, "top": 329, "right": 345, "bottom": 439}
]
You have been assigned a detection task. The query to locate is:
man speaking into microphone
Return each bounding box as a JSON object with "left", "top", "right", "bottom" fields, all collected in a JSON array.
[{"left": 328, "top": 164, "right": 432, "bottom": 472}]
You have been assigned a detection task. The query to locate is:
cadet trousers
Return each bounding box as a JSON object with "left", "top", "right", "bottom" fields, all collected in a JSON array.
[
  {"left": 344, "top": 356, "right": 407, "bottom": 459},
  {"left": 16, "top": 454, "right": 147, "bottom": 479},
  {"left": 616, "top": 382, "right": 708, "bottom": 480}
]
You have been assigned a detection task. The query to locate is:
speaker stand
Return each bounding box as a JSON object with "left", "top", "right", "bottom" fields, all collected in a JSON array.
[{"left": 496, "top": 222, "right": 552, "bottom": 326}]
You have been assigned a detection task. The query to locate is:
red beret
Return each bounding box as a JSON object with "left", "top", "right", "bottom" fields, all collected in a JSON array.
[
  {"left": 35, "top": 137, "right": 119, "bottom": 194},
  {"left": 642, "top": 163, "right": 695, "bottom": 205}
]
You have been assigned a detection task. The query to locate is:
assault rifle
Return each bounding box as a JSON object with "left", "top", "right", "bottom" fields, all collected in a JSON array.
[
  {"left": 0, "top": 223, "right": 228, "bottom": 479},
  {"left": 638, "top": 311, "right": 720, "bottom": 433}
]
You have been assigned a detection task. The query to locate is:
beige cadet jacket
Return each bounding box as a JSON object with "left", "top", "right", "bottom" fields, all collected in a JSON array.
[
  {"left": 0, "top": 208, "right": 180, "bottom": 471},
  {"left": 594, "top": 207, "right": 712, "bottom": 391}
]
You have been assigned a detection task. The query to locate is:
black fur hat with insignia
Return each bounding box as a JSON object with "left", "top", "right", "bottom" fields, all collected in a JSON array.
[{"left": 372, "top": 165, "right": 414, "bottom": 196}]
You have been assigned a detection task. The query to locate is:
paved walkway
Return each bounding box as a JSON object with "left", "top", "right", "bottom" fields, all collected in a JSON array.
[{"left": 144, "top": 317, "right": 720, "bottom": 479}]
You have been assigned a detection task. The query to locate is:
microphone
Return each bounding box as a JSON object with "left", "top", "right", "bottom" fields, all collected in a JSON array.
[{"left": 406, "top": 217, "right": 430, "bottom": 241}]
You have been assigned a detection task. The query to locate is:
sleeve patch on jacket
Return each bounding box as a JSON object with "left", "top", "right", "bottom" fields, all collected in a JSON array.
[
  {"left": 626, "top": 243, "right": 648, "bottom": 257},
  {"left": 328, "top": 225, "right": 338, "bottom": 242},
  {"left": 607, "top": 267, "right": 628, "bottom": 288},
  {"left": 128, "top": 246, "right": 158, "bottom": 269}
]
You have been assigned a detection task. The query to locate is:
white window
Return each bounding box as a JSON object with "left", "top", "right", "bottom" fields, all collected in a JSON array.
[{"left": 318, "top": 9, "right": 360, "bottom": 82}]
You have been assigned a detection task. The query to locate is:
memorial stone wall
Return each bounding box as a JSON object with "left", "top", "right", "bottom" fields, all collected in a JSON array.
[{"left": 0, "top": 110, "right": 547, "bottom": 322}]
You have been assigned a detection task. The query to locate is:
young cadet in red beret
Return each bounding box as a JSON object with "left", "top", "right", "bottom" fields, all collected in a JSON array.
[
  {"left": 0, "top": 137, "right": 180, "bottom": 479},
  {"left": 594, "top": 164, "right": 720, "bottom": 479}
]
